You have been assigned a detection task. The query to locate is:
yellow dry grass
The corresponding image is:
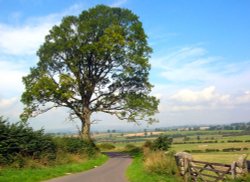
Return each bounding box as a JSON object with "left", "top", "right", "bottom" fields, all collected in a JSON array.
[{"left": 143, "top": 150, "right": 177, "bottom": 175}]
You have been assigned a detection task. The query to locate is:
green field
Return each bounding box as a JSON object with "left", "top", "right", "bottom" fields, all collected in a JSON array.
[
  {"left": 171, "top": 142, "right": 250, "bottom": 151},
  {"left": 95, "top": 130, "right": 250, "bottom": 164}
]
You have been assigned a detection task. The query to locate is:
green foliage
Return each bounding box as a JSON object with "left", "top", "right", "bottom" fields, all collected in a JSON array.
[
  {"left": 21, "top": 5, "right": 159, "bottom": 139},
  {"left": 143, "top": 140, "right": 153, "bottom": 149},
  {"left": 191, "top": 150, "right": 203, "bottom": 153},
  {"left": 97, "top": 143, "right": 116, "bottom": 150},
  {"left": 0, "top": 117, "right": 56, "bottom": 166},
  {"left": 227, "top": 140, "right": 244, "bottom": 143},
  {"left": 222, "top": 147, "right": 242, "bottom": 152},
  {"left": 54, "top": 137, "right": 98, "bottom": 157},
  {"left": 0, "top": 117, "right": 99, "bottom": 167},
  {"left": 205, "top": 149, "right": 219, "bottom": 152},
  {"left": 125, "top": 144, "right": 137, "bottom": 150},
  {"left": 152, "top": 135, "right": 173, "bottom": 151}
]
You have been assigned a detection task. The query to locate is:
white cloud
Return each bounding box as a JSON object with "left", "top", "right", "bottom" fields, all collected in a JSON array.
[
  {"left": 156, "top": 86, "right": 250, "bottom": 113},
  {"left": 0, "top": 97, "right": 21, "bottom": 122},
  {"left": 235, "top": 91, "right": 250, "bottom": 104},
  {"left": 170, "top": 86, "right": 229, "bottom": 103},
  {"left": 0, "top": 60, "right": 29, "bottom": 97},
  {"left": 0, "top": 23, "right": 52, "bottom": 55},
  {"left": 0, "top": 3, "right": 84, "bottom": 56},
  {"left": 0, "top": 97, "right": 18, "bottom": 109}
]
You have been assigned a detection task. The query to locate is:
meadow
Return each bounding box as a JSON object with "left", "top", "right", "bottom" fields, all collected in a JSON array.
[{"left": 94, "top": 129, "right": 250, "bottom": 164}]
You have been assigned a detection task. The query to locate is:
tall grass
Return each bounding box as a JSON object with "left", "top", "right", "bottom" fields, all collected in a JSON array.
[
  {"left": 127, "top": 153, "right": 182, "bottom": 182},
  {"left": 126, "top": 145, "right": 182, "bottom": 182},
  {"left": 144, "top": 150, "right": 178, "bottom": 175}
]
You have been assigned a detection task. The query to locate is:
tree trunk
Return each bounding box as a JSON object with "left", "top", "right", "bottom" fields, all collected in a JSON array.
[{"left": 81, "top": 107, "right": 91, "bottom": 141}]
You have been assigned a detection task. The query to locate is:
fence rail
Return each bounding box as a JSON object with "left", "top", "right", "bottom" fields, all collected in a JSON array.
[{"left": 188, "top": 160, "right": 232, "bottom": 182}]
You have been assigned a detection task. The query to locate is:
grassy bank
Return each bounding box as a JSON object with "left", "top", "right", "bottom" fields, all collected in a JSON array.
[
  {"left": 0, "top": 154, "right": 108, "bottom": 182},
  {"left": 127, "top": 154, "right": 182, "bottom": 182}
]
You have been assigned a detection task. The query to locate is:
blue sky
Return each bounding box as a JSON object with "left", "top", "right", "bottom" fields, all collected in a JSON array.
[{"left": 0, "top": 0, "right": 250, "bottom": 131}]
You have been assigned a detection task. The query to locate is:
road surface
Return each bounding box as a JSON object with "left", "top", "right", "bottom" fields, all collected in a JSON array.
[{"left": 45, "top": 152, "right": 132, "bottom": 182}]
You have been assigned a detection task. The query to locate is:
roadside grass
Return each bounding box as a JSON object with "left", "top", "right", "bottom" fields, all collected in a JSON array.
[
  {"left": 126, "top": 153, "right": 182, "bottom": 182},
  {"left": 0, "top": 154, "right": 108, "bottom": 182},
  {"left": 126, "top": 147, "right": 182, "bottom": 182}
]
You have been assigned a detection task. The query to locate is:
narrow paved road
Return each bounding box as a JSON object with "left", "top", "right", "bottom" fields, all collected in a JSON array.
[{"left": 45, "top": 152, "right": 132, "bottom": 182}]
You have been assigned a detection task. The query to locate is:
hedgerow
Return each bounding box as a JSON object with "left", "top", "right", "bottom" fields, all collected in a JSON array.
[
  {"left": 0, "top": 117, "right": 56, "bottom": 166},
  {"left": 0, "top": 116, "right": 98, "bottom": 167}
]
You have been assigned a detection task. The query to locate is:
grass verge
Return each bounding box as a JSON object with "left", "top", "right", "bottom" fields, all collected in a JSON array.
[
  {"left": 126, "top": 153, "right": 182, "bottom": 182},
  {"left": 0, "top": 154, "right": 108, "bottom": 182}
]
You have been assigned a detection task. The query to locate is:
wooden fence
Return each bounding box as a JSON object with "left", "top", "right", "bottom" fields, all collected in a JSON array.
[
  {"left": 188, "top": 160, "right": 233, "bottom": 182},
  {"left": 175, "top": 152, "right": 249, "bottom": 182}
]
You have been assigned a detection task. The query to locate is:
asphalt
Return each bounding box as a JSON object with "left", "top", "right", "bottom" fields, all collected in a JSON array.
[{"left": 44, "top": 152, "right": 132, "bottom": 182}]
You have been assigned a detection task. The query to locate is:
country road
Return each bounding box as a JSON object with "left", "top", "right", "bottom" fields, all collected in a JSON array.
[{"left": 45, "top": 152, "right": 132, "bottom": 182}]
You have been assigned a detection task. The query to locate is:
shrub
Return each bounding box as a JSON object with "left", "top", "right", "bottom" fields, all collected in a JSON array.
[
  {"left": 143, "top": 140, "right": 153, "bottom": 149},
  {"left": 205, "top": 149, "right": 220, "bottom": 152},
  {"left": 222, "top": 147, "right": 242, "bottom": 152},
  {"left": 78, "top": 140, "right": 98, "bottom": 157},
  {"left": 227, "top": 140, "right": 243, "bottom": 143},
  {"left": 97, "top": 143, "right": 115, "bottom": 150},
  {"left": 144, "top": 151, "right": 178, "bottom": 175},
  {"left": 191, "top": 150, "right": 203, "bottom": 153},
  {"left": 203, "top": 140, "right": 218, "bottom": 143},
  {"left": 0, "top": 117, "right": 56, "bottom": 166},
  {"left": 53, "top": 137, "right": 98, "bottom": 156},
  {"left": 125, "top": 144, "right": 137, "bottom": 150},
  {"left": 152, "top": 135, "right": 172, "bottom": 151}
]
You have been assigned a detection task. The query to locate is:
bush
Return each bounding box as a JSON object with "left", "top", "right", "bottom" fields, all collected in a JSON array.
[
  {"left": 97, "top": 143, "right": 115, "bottom": 150},
  {"left": 144, "top": 151, "right": 178, "bottom": 175},
  {"left": 205, "top": 149, "right": 220, "bottom": 152},
  {"left": 53, "top": 137, "right": 98, "bottom": 157},
  {"left": 143, "top": 140, "right": 153, "bottom": 149},
  {"left": 80, "top": 140, "right": 99, "bottom": 157},
  {"left": 222, "top": 147, "right": 242, "bottom": 152},
  {"left": 152, "top": 135, "right": 172, "bottom": 151},
  {"left": 227, "top": 140, "right": 243, "bottom": 143},
  {"left": 0, "top": 117, "right": 56, "bottom": 166},
  {"left": 191, "top": 150, "right": 203, "bottom": 153},
  {"left": 125, "top": 144, "right": 137, "bottom": 150}
]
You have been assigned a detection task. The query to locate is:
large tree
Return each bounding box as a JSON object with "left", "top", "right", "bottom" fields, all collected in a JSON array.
[{"left": 21, "top": 5, "right": 159, "bottom": 140}]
